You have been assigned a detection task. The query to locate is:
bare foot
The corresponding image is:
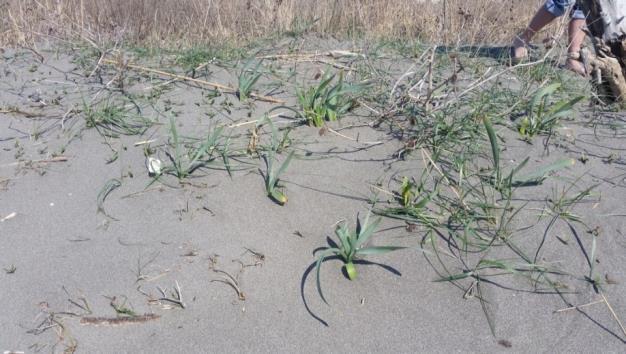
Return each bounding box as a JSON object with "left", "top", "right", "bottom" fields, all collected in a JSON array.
[
  {"left": 565, "top": 58, "right": 587, "bottom": 77},
  {"left": 512, "top": 37, "right": 529, "bottom": 61}
]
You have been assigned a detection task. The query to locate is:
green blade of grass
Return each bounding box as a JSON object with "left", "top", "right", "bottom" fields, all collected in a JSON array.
[
  {"left": 315, "top": 248, "right": 340, "bottom": 305},
  {"left": 356, "top": 246, "right": 407, "bottom": 255},
  {"left": 97, "top": 178, "right": 121, "bottom": 219}
]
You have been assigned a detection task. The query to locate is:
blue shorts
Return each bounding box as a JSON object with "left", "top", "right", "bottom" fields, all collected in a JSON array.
[{"left": 545, "top": 0, "right": 585, "bottom": 19}]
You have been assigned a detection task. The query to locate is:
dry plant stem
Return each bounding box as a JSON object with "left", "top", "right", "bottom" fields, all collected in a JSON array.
[
  {"left": 101, "top": 59, "right": 285, "bottom": 104},
  {"left": 142, "top": 61, "right": 212, "bottom": 92},
  {"left": 442, "top": 55, "right": 553, "bottom": 110},
  {"left": 600, "top": 291, "right": 626, "bottom": 337},
  {"left": 420, "top": 148, "right": 467, "bottom": 209},
  {"left": 227, "top": 112, "right": 286, "bottom": 128},
  {"left": 389, "top": 48, "right": 433, "bottom": 105},
  {"left": 554, "top": 299, "right": 604, "bottom": 313},
  {"left": 257, "top": 50, "right": 363, "bottom": 60},
  {"left": 0, "top": 156, "right": 69, "bottom": 168},
  {"left": 326, "top": 127, "right": 382, "bottom": 145},
  {"left": 211, "top": 269, "right": 245, "bottom": 301},
  {"left": 1, "top": 1, "right": 539, "bottom": 47},
  {"left": 80, "top": 314, "right": 160, "bottom": 326},
  {"left": 423, "top": 47, "right": 436, "bottom": 109},
  {"left": 133, "top": 139, "right": 158, "bottom": 146},
  {"left": 157, "top": 281, "right": 186, "bottom": 309}
]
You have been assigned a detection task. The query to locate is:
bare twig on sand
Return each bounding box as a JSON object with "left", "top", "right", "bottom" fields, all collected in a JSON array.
[
  {"left": 325, "top": 126, "right": 383, "bottom": 146},
  {"left": 211, "top": 269, "right": 246, "bottom": 301},
  {"left": 601, "top": 292, "right": 626, "bottom": 337},
  {"left": 101, "top": 59, "right": 285, "bottom": 104},
  {"left": 554, "top": 299, "right": 605, "bottom": 313},
  {"left": 421, "top": 148, "right": 467, "bottom": 209},
  {"left": 227, "top": 112, "right": 288, "bottom": 129},
  {"left": 0, "top": 156, "right": 68, "bottom": 169},
  {"left": 1, "top": 212, "right": 17, "bottom": 222},
  {"left": 133, "top": 139, "right": 158, "bottom": 146},
  {"left": 554, "top": 293, "right": 626, "bottom": 337},
  {"left": 157, "top": 281, "right": 186, "bottom": 309},
  {"left": 80, "top": 314, "right": 160, "bottom": 326}
]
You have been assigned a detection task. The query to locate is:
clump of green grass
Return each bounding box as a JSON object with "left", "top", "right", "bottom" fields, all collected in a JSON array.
[
  {"left": 84, "top": 100, "right": 153, "bottom": 138},
  {"left": 237, "top": 59, "right": 263, "bottom": 101},
  {"left": 374, "top": 176, "right": 439, "bottom": 226},
  {"left": 517, "top": 83, "right": 584, "bottom": 139},
  {"left": 296, "top": 70, "right": 363, "bottom": 127},
  {"left": 162, "top": 116, "right": 231, "bottom": 180},
  {"left": 483, "top": 116, "right": 575, "bottom": 198},
  {"left": 315, "top": 211, "right": 406, "bottom": 303}
]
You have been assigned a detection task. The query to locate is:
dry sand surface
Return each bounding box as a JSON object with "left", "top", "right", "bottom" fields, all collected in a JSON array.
[{"left": 0, "top": 38, "right": 625, "bottom": 353}]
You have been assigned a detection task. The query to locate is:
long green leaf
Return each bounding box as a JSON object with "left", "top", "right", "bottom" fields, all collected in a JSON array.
[
  {"left": 355, "top": 215, "right": 382, "bottom": 248},
  {"left": 97, "top": 178, "right": 121, "bottom": 219},
  {"left": 315, "top": 248, "right": 340, "bottom": 305},
  {"left": 513, "top": 158, "right": 575, "bottom": 186},
  {"left": 482, "top": 116, "right": 500, "bottom": 183},
  {"left": 435, "top": 272, "right": 473, "bottom": 282},
  {"left": 357, "top": 246, "right": 407, "bottom": 255}
]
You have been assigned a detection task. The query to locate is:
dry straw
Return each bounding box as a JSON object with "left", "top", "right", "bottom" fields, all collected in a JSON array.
[{"left": 1, "top": 0, "right": 544, "bottom": 47}]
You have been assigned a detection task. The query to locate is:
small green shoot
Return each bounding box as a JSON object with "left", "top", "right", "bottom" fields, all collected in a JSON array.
[
  {"left": 107, "top": 296, "right": 137, "bottom": 317},
  {"left": 259, "top": 116, "right": 294, "bottom": 205},
  {"left": 315, "top": 211, "right": 406, "bottom": 303},
  {"left": 237, "top": 59, "right": 263, "bottom": 101},
  {"left": 374, "top": 176, "right": 438, "bottom": 226}
]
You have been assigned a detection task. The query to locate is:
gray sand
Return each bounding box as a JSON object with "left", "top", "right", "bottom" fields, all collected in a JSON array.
[{"left": 0, "top": 41, "right": 625, "bottom": 353}]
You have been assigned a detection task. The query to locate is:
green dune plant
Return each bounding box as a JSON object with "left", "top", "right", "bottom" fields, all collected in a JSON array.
[
  {"left": 260, "top": 116, "right": 294, "bottom": 205},
  {"left": 315, "top": 212, "right": 406, "bottom": 303},
  {"left": 296, "top": 70, "right": 362, "bottom": 127},
  {"left": 237, "top": 59, "right": 263, "bottom": 101},
  {"left": 163, "top": 116, "right": 230, "bottom": 180},
  {"left": 84, "top": 100, "right": 153, "bottom": 138},
  {"left": 517, "top": 83, "right": 584, "bottom": 139}
]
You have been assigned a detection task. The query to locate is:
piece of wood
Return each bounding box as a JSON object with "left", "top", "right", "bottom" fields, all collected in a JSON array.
[
  {"left": 101, "top": 59, "right": 285, "bottom": 104},
  {"left": 580, "top": 0, "right": 626, "bottom": 101}
]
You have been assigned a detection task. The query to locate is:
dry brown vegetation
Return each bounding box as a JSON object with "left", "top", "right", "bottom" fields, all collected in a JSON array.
[{"left": 1, "top": 0, "right": 546, "bottom": 47}]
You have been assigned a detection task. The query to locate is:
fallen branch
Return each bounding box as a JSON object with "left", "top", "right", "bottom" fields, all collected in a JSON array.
[
  {"left": 0, "top": 156, "right": 68, "bottom": 168},
  {"left": 101, "top": 59, "right": 285, "bottom": 104},
  {"left": 80, "top": 313, "right": 160, "bottom": 326},
  {"left": 257, "top": 50, "right": 364, "bottom": 60}
]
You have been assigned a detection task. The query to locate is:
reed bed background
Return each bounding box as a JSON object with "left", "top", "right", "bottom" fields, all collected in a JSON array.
[{"left": 1, "top": 0, "right": 547, "bottom": 47}]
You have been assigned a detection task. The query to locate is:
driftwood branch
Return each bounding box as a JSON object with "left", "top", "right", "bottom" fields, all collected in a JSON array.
[{"left": 101, "top": 59, "right": 285, "bottom": 104}]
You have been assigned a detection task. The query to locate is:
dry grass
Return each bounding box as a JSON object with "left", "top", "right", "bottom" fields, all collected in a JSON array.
[{"left": 0, "top": 0, "right": 548, "bottom": 47}]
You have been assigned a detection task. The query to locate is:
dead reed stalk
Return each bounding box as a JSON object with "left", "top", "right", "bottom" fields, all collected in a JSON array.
[{"left": 1, "top": 0, "right": 544, "bottom": 47}]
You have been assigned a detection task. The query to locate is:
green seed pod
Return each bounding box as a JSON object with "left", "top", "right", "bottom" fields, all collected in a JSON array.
[{"left": 345, "top": 262, "right": 357, "bottom": 280}]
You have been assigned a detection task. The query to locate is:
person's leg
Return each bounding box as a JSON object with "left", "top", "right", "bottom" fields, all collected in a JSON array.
[
  {"left": 512, "top": 6, "right": 557, "bottom": 59},
  {"left": 565, "top": 18, "right": 587, "bottom": 75}
]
